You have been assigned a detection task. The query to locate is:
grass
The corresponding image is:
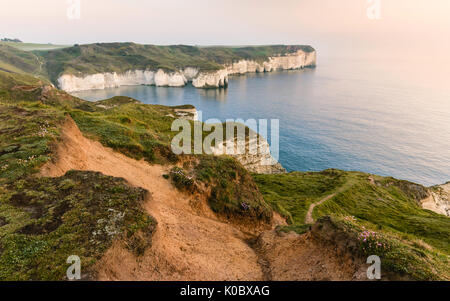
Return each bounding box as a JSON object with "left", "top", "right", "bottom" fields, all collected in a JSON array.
[
  {"left": 0, "top": 45, "right": 47, "bottom": 80},
  {"left": 37, "top": 43, "right": 315, "bottom": 83},
  {"left": 193, "top": 155, "right": 272, "bottom": 224},
  {"left": 0, "top": 103, "right": 64, "bottom": 184},
  {"left": 1, "top": 42, "right": 315, "bottom": 87},
  {"left": 68, "top": 96, "right": 182, "bottom": 164},
  {"left": 253, "top": 169, "right": 347, "bottom": 224},
  {"left": 0, "top": 72, "right": 274, "bottom": 278},
  {"left": 0, "top": 42, "right": 70, "bottom": 52},
  {"left": 1, "top": 59, "right": 448, "bottom": 280},
  {"left": 0, "top": 76, "right": 157, "bottom": 280},
  {"left": 317, "top": 216, "right": 449, "bottom": 280},
  {"left": 0, "top": 170, "right": 156, "bottom": 280},
  {"left": 254, "top": 170, "right": 450, "bottom": 280}
]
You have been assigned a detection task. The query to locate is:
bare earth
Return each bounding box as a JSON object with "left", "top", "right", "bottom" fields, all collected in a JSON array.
[
  {"left": 305, "top": 194, "right": 336, "bottom": 224},
  {"left": 255, "top": 231, "right": 367, "bottom": 281},
  {"left": 41, "top": 118, "right": 367, "bottom": 281}
]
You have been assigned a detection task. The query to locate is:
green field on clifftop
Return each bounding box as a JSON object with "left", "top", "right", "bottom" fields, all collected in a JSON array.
[
  {"left": 254, "top": 171, "right": 450, "bottom": 280},
  {"left": 0, "top": 52, "right": 448, "bottom": 281},
  {"left": 0, "top": 42, "right": 315, "bottom": 85}
]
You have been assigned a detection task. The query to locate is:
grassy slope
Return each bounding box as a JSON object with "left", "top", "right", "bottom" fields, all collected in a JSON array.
[
  {"left": 194, "top": 155, "right": 272, "bottom": 223},
  {"left": 0, "top": 71, "right": 270, "bottom": 278},
  {"left": 0, "top": 73, "right": 161, "bottom": 280},
  {"left": 1, "top": 66, "right": 448, "bottom": 280},
  {"left": 0, "top": 45, "right": 47, "bottom": 80},
  {"left": 2, "top": 42, "right": 315, "bottom": 85},
  {"left": 0, "top": 42, "right": 69, "bottom": 52},
  {"left": 69, "top": 97, "right": 180, "bottom": 164},
  {"left": 38, "top": 43, "right": 315, "bottom": 83},
  {"left": 0, "top": 170, "right": 156, "bottom": 280},
  {"left": 254, "top": 170, "right": 450, "bottom": 280}
]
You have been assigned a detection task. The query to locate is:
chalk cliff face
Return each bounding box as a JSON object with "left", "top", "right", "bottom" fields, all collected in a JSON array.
[
  {"left": 422, "top": 183, "right": 450, "bottom": 217},
  {"left": 192, "top": 69, "right": 229, "bottom": 88},
  {"left": 57, "top": 50, "right": 316, "bottom": 92},
  {"left": 58, "top": 69, "right": 192, "bottom": 92},
  {"left": 227, "top": 49, "right": 316, "bottom": 74},
  {"left": 209, "top": 134, "right": 286, "bottom": 175}
]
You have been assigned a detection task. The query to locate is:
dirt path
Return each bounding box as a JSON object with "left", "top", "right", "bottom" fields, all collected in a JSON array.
[
  {"left": 305, "top": 194, "right": 336, "bottom": 224},
  {"left": 255, "top": 230, "right": 367, "bottom": 281},
  {"left": 41, "top": 118, "right": 266, "bottom": 280}
]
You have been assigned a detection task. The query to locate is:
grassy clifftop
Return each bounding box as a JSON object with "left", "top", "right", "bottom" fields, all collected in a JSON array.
[
  {"left": 1, "top": 67, "right": 448, "bottom": 281},
  {"left": 38, "top": 43, "right": 314, "bottom": 83},
  {"left": 0, "top": 42, "right": 315, "bottom": 85},
  {"left": 0, "top": 100, "right": 157, "bottom": 280},
  {"left": 0, "top": 72, "right": 271, "bottom": 279},
  {"left": 0, "top": 72, "right": 172, "bottom": 279},
  {"left": 0, "top": 45, "right": 45, "bottom": 78},
  {"left": 254, "top": 170, "right": 450, "bottom": 280}
]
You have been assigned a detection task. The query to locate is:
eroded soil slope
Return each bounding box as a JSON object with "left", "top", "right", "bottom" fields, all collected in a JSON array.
[
  {"left": 41, "top": 118, "right": 265, "bottom": 280},
  {"left": 41, "top": 118, "right": 371, "bottom": 281}
]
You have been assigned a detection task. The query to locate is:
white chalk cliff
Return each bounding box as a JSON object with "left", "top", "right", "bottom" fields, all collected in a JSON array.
[
  {"left": 58, "top": 50, "right": 316, "bottom": 92},
  {"left": 209, "top": 131, "right": 286, "bottom": 175},
  {"left": 421, "top": 183, "right": 450, "bottom": 217}
]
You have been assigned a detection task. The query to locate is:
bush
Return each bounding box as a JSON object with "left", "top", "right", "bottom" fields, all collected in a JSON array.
[{"left": 169, "top": 167, "right": 194, "bottom": 191}]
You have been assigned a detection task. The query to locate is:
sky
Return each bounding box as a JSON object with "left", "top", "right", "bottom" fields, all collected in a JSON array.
[{"left": 2, "top": 0, "right": 450, "bottom": 58}]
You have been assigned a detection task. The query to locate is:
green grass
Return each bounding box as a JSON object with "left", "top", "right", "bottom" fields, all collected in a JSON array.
[
  {"left": 317, "top": 216, "right": 449, "bottom": 280},
  {"left": 0, "top": 170, "right": 156, "bottom": 280},
  {"left": 253, "top": 169, "right": 347, "bottom": 224},
  {"left": 0, "top": 72, "right": 273, "bottom": 279},
  {"left": 68, "top": 96, "right": 182, "bottom": 164},
  {"left": 37, "top": 43, "right": 315, "bottom": 83},
  {"left": 254, "top": 170, "right": 450, "bottom": 280},
  {"left": 0, "top": 78, "right": 157, "bottom": 280},
  {"left": 314, "top": 173, "right": 449, "bottom": 253},
  {"left": 0, "top": 45, "right": 47, "bottom": 80},
  {"left": 1, "top": 42, "right": 315, "bottom": 86},
  {"left": 1, "top": 60, "right": 448, "bottom": 280},
  {"left": 0, "top": 42, "right": 70, "bottom": 52},
  {"left": 0, "top": 103, "right": 64, "bottom": 184},
  {"left": 193, "top": 155, "right": 272, "bottom": 224}
]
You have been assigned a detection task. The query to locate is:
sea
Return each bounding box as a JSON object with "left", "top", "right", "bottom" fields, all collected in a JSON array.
[{"left": 72, "top": 55, "right": 450, "bottom": 186}]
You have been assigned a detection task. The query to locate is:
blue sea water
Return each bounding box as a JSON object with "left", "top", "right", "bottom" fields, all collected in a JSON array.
[{"left": 72, "top": 56, "right": 450, "bottom": 186}]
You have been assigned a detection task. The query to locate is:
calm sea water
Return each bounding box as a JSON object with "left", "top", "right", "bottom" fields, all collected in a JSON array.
[{"left": 72, "top": 56, "right": 450, "bottom": 186}]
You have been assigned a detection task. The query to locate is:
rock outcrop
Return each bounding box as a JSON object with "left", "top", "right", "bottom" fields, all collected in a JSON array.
[
  {"left": 57, "top": 49, "right": 316, "bottom": 92},
  {"left": 422, "top": 182, "right": 450, "bottom": 216},
  {"left": 209, "top": 130, "right": 286, "bottom": 175}
]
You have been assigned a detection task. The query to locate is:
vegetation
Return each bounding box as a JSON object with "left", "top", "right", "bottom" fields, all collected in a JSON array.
[
  {"left": 37, "top": 43, "right": 315, "bottom": 83},
  {"left": 0, "top": 41, "right": 69, "bottom": 51},
  {"left": 68, "top": 96, "right": 181, "bottom": 164},
  {"left": 254, "top": 170, "right": 450, "bottom": 280},
  {"left": 1, "top": 39, "right": 22, "bottom": 43},
  {"left": 0, "top": 72, "right": 158, "bottom": 280},
  {"left": 254, "top": 169, "right": 346, "bottom": 224},
  {"left": 314, "top": 216, "right": 449, "bottom": 280},
  {"left": 1, "top": 42, "right": 315, "bottom": 86},
  {"left": 193, "top": 155, "right": 272, "bottom": 224},
  {"left": 1, "top": 47, "right": 448, "bottom": 281},
  {"left": 169, "top": 167, "right": 195, "bottom": 191},
  {"left": 0, "top": 45, "right": 45, "bottom": 78},
  {"left": 0, "top": 170, "right": 156, "bottom": 280}
]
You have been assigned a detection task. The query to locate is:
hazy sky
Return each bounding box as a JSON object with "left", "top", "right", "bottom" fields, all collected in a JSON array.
[{"left": 2, "top": 0, "right": 450, "bottom": 58}]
